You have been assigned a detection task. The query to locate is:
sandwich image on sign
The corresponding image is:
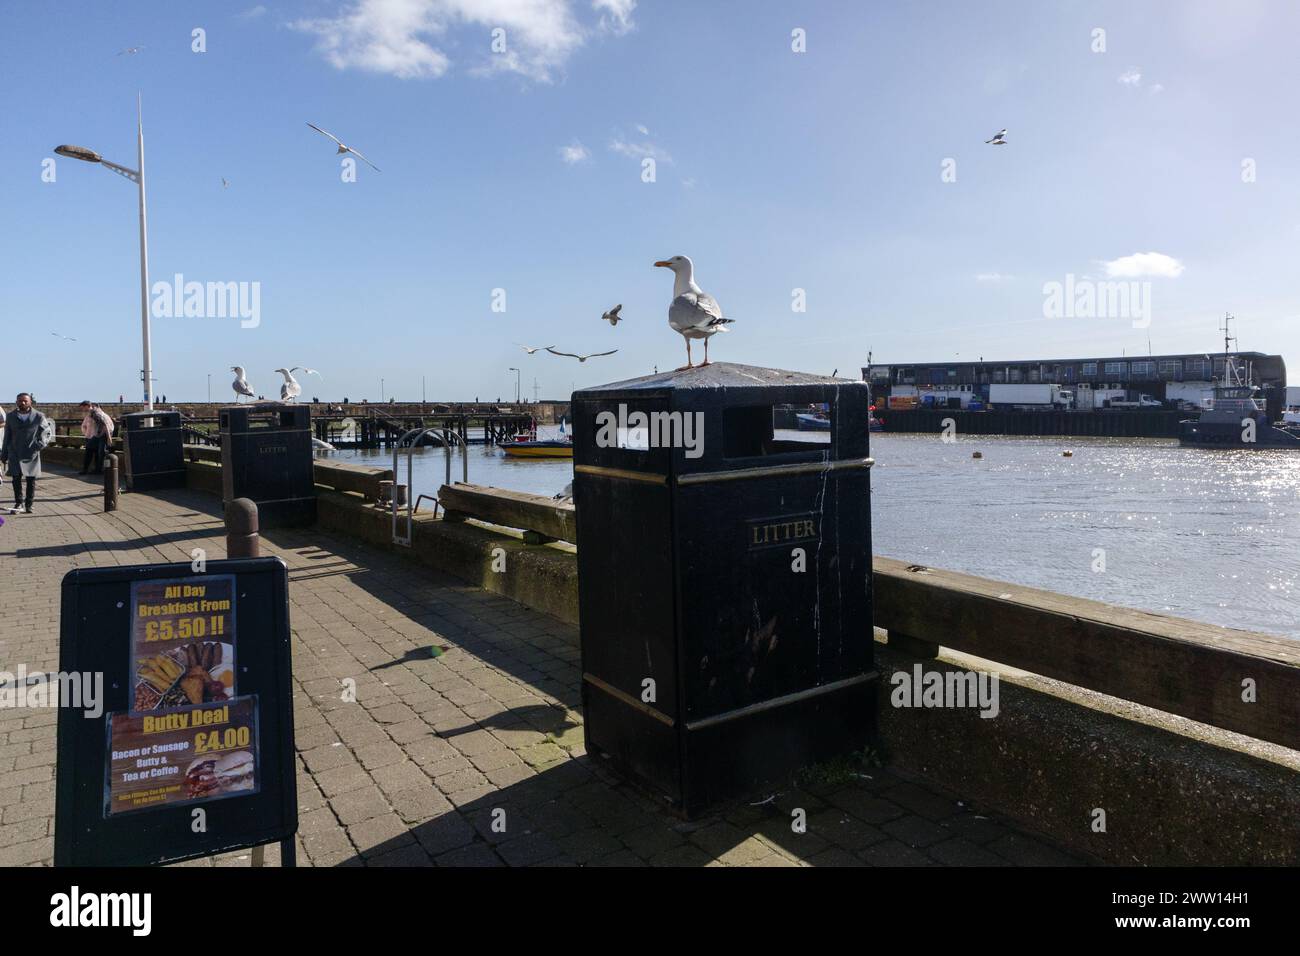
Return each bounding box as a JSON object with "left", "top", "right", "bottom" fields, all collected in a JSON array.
[{"left": 184, "top": 751, "right": 255, "bottom": 799}]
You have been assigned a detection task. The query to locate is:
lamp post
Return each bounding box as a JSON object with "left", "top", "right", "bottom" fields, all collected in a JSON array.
[
  {"left": 55, "top": 95, "right": 153, "bottom": 410},
  {"left": 508, "top": 367, "right": 520, "bottom": 404}
]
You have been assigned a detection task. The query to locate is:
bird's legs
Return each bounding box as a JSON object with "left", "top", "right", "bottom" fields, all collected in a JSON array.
[
  {"left": 675, "top": 339, "right": 694, "bottom": 372},
  {"left": 700, "top": 337, "right": 712, "bottom": 367}
]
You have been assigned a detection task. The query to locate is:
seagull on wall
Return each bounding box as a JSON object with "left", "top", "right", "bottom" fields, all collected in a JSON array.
[
  {"left": 517, "top": 344, "right": 556, "bottom": 355},
  {"left": 654, "top": 255, "right": 734, "bottom": 369},
  {"left": 231, "top": 366, "right": 255, "bottom": 402},
  {"left": 546, "top": 348, "right": 618, "bottom": 363},
  {"left": 601, "top": 304, "right": 624, "bottom": 326},
  {"left": 985, "top": 128, "right": 1008, "bottom": 145},
  {"left": 306, "top": 123, "right": 381, "bottom": 172},
  {"left": 275, "top": 367, "right": 320, "bottom": 402}
]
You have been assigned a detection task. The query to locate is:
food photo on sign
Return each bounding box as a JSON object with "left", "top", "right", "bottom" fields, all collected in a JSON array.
[{"left": 130, "top": 575, "right": 237, "bottom": 714}]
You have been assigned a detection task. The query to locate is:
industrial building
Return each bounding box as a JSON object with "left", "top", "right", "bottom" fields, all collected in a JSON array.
[{"left": 864, "top": 351, "right": 1288, "bottom": 416}]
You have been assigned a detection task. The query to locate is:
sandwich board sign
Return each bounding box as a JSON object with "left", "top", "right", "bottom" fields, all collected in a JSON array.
[{"left": 54, "top": 558, "right": 297, "bottom": 866}]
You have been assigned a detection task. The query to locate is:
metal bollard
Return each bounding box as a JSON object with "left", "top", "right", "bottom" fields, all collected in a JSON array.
[
  {"left": 103, "top": 455, "right": 119, "bottom": 512},
  {"left": 225, "top": 497, "right": 260, "bottom": 558}
]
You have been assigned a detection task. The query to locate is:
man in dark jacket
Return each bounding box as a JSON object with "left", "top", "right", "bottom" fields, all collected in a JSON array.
[{"left": 1, "top": 393, "right": 52, "bottom": 514}]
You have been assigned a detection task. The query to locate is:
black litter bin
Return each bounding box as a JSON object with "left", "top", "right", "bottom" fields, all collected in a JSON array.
[
  {"left": 219, "top": 404, "right": 316, "bottom": 527},
  {"left": 573, "top": 363, "right": 877, "bottom": 815},
  {"left": 120, "top": 411, "right": 185, "bottom": 490}
]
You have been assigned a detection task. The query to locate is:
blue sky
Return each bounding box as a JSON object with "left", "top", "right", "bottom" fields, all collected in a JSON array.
[{"left": 2, "top": 0, "right": 1297, "bottom": 403}]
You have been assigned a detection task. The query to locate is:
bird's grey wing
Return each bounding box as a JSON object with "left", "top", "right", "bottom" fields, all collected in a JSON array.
[
  {"left": 546, "top": 348, "right": 580, "bottom": 359},
  {"left": 349, "top": 148, "right": 381, "bottom": 172},
  {"left": 589, "top": 350, "right": 618, "bottom": 358},
  {"left": 307, "top": 123, "right": 345, "bottom": 146},
  {"left": 669, "top": 292, "right": 723, "bottom": 331}
]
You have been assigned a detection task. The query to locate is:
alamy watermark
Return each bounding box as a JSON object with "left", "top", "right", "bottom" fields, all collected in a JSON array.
[
  {"left": 0, "top": 665, "right": 103, "bottom": 718},
  {"left": 594, "top": 403, "right": 704, "bottom": 459},
  {"left": 1042, "top": 274, "right": 1150, "bottom": 329},
  {"left": 150, "top": 273, "right": 260, "bottom": 328},
  {"left": 890, "top": 664, "right": 999, "bottom": 718}
]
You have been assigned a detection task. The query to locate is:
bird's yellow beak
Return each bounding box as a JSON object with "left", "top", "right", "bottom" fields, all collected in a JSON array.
[{"left": 654, "top": 260, "right": 672, "bottom": 268}]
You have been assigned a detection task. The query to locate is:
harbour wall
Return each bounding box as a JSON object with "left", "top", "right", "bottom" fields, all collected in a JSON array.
[
  {"left": 35, "top": 400, "right": 572, "bottom": 426},
  {"left": 882, "top": 408, "right": 1184, "bottom": 438}
]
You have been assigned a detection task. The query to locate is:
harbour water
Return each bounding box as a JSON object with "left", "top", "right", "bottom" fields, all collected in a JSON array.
[{"left": 334, "top": 431, "right": 1300, "bottom": 640}]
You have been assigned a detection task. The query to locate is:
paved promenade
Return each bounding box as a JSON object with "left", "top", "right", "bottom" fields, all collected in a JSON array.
[{"left": 0, "top": 469, "right": 1085, "bottom": 867}]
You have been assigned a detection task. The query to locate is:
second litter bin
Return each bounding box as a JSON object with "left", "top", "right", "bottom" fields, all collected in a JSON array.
[
  {"left": 120, "top": 411, "right": 186, "bottom": 491},
  {"left": 572, "top": 363, "right": 877, "bottom": 815},
  {"left": 219, "top": 404, "right": 316, "bottom": 527}
]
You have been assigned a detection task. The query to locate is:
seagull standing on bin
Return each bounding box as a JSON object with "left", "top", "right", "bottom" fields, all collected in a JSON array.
[
  {"left": 275, "top": 367, "right": 319, "bottom": 402},
  {"left": 654, "top": 255, "right": 734, "bottom": 369},
  {"left": 231, "top": 367, "right": 255, "bottom": 403}
]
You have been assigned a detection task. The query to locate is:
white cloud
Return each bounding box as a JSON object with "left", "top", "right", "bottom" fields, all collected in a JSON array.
[
  {"left": 593, "top": 0, "right": 635, "bottom": 35},
  {"left": 558, "top": 140, "right": 590, "bottom": 164},
  {"left": 293, "top": 0, "right": 626, "bottom": 82},
  {"left": 609, "top": 137, "right": 671, "bottom": 163},
  {"left": 1117, "top": 67, "right": 1142, "bottom": 86},
  {"left": 975, "top": 273, "right": 1011, "bottom": 283},
  {"left": 1148, "top": 83, "right": 1165, "bottom": 95},
  {"left": 681, "top": 177, "right": 696, "bottom": 189},
  {"left": 635, "top": 123, "right": 648, "bottom": 135},
  {"left": 1102, "top": 252, "right": 1185, "bottom": 278},
  {"left": 237, "top": 5, "right": 267, "bottom": 19}
]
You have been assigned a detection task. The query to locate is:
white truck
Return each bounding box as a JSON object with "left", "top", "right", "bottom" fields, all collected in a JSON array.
[
  {"left": 1165, "top": 382, "right": 1215, "bottom": 411},
  {"left": 989, "top": 384, "right": 1074, "bottom": 408},
  {"left": 1107, "top": 392, "right": 1163, "bottom": 409}
]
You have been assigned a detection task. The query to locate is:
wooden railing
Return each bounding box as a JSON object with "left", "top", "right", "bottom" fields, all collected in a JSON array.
[
  {"left": 438, "top": 483, "right": 575, "bottom": 545},
  {"left": 425, "top": 483, "right": 1299, "bottom": 752},
  {"left": 873, "top": 559, "right": 1299, "bottom": 751}
]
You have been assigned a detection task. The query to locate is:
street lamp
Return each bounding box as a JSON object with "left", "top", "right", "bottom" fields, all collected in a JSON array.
[
  {"left": 508, "top": 367, "right": 520, "bottom": 403},
  {"left": 55, "top": 95, "right": 154, "bottom": 410}
]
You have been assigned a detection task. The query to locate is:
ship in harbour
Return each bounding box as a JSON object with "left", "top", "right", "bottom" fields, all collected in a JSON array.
[{"left": 1178, "top": 316, "right": 1300, "bottom": 449}]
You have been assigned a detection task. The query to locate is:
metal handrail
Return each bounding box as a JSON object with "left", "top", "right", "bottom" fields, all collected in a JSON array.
[{"left": 391, "top": 426, "right": 468, "bottom": 546}]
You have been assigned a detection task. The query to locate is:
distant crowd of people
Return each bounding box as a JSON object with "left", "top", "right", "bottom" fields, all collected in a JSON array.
[{"left": 0, "top": 394, "right": 112, "bottom": 514}]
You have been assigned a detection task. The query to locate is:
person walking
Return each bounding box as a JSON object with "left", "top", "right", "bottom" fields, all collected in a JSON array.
[
  {"left": 2, "top": 393, "right": 53, "bottom": 514},
  {"left": 78, "top": 400, "right": 114, "bottom": 475}
]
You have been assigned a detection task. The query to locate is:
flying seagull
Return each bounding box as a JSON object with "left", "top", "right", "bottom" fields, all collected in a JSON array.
[
  {"left": 601, "top": 304, "right": 624, "bottom": 326},
  {"left": 51, "top": 331, "right": 77, "bottom": 342},
  {"left": 221, "top": 177, "right": 229, "bottom": 188},
  {"left": 231, "top": 366, "right": 255, "bottom": 402},
  {"left": 985, "top": 129, "right": 1008, "bottom": 145},
  {"left": 275, "top": 367, "right": 320, "bottom": 402},
  {"left": 306, "top": 123, "right": 381, "bottom": 172},
  {"left": 117, "top": 46, "right": 144, "bottom": 56},
  {"left": 654, "top": 255, "right": 734, "bottom": 369},
  {"left": 546, "top": 348, "right": 618, "bottom": 363},
  {"left": 516, "top": 344, "right": 556, "bottom": 355}
]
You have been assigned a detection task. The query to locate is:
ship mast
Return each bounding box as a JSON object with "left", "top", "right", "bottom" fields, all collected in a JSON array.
[{"left": 1219, "top": 313, "right": 1241, "bottom": 388}]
